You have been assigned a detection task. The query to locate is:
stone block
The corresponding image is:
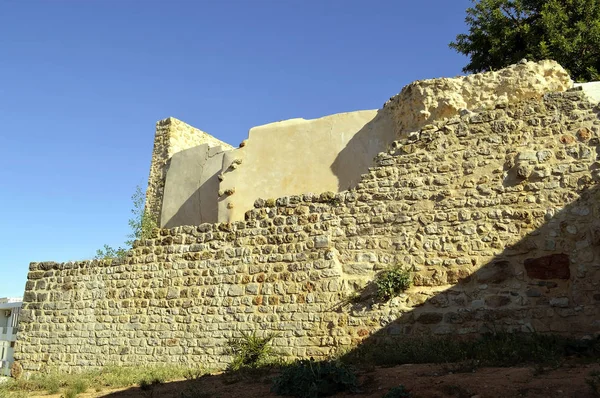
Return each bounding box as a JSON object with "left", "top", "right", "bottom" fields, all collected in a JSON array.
[{"left": 524, "top": 254, "right": 570, "bottom": 280}]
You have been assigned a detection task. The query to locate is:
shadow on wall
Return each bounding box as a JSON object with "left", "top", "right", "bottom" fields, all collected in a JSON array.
[
  {"left": 82, "top": 180, "right": 600, "bottom": 398},
  {"left": 339, "top": 181, "right": 600, "bottom": 354},
  {"left": 331, "top": 109, "right": 395, "bottom": 191},
  {"left": 161, "top": 144, "right": 227, "bottom": 228}
]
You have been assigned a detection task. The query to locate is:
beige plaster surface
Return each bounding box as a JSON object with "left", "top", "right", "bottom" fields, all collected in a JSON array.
[
  {"left": 161, "top": 144, "right": 228, "bottom": 228},
  {"left": 218, "top": 109, "right": 394, "bottom": 222},
  {"left": 146, "top": 117, "right": 233, "bottom": 226}
]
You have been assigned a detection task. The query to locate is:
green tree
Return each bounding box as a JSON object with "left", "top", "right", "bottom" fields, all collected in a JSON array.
[
  {"left": 450, "top": 0, "right": 600, "bottom": 82},
  {"left": 94, "top": 185, "right": 157, "bottom": 260}
]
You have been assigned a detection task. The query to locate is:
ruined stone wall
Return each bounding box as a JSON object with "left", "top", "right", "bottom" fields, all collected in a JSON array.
[
  {"left": 150, "top": 60, "right": 573, "bottom": 226},
  {"left": 146, "top": 117, "right": 234, "bottom": 226},
  {"left": 14, "top": 89, "right": 600, "bottom": 374}
]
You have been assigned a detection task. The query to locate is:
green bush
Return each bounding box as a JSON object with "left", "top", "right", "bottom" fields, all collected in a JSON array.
[
  {"left": 227, "top": 330, "right": 276, "bottom": 371},
  {"left": 271, "top": 359, "right": 358, "bottom": 398},
  {"left": 62, "top": 379, "right": 87, "bottom": 397},
  {"left": 375, "top": 267, "right": 411, "bottom": 301}
]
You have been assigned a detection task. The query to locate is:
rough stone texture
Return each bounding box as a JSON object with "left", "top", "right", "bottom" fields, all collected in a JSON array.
[
  {"left": 383, "top": 60, "right": 572, "bottom": 136},
  {"left": 217, "top": 110, "right": 394, "bottom": 222},
  {"left": 161, "top": 144, "right": 228, "bottom": 227},
  {"left": 14, "top": 87, "right": 600, "bottom": 374},
  {"left": 146, "top": 117, "right": 233, "bottom": 226}
]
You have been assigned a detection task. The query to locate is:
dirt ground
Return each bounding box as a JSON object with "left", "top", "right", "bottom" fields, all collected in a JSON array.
[{"left": 24, "top": 362, "right": 600, "bottom": 398}]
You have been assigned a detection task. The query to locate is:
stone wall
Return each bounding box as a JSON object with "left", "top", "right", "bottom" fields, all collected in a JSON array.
[
  {"left": 14, "top": 89, "right": 600, "bottom": 374},
  {"left": 149, "top": 61, "right": 573, "bottom": 226},
  {"left": 146, "top": 117, "right": 234, "bottom": 227}
]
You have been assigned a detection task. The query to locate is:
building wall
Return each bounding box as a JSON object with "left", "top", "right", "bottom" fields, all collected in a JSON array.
[
  {"left": 1, "top": 299, "right": 22, "bottom": 377},
  {"left": 217, "top": 110, "right": 395, "bottom": 222},
  {"left": 150, "top": 60, "right": 573, "bottom": 226},
  {"left": 145, "top": 117, "right": 234, "bottom": 227},
  {"left": 14, "top": 90, "right": 600, "bottom": 374},
  {"left": 161, "top": 144, "right": 229, "bottom": 227}
]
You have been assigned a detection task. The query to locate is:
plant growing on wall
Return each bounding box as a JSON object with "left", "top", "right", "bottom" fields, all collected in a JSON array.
[
  {"left": 375, "top": 267, "right": 412, "bottom": 301},
  {"left": 94, "top": 185, "right": 157, "bottom": 260}
]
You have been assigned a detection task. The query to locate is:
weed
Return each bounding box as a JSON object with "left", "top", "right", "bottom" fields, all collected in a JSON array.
[
  {"left": 183, "top": 367, "right": 206, "bottom": 381},
  {"left": 62, "top": 389, "right": 78, "bottom": 398},
  {"left": 60, "top": 380, "right": 87, "bottom": 398},
  {"left": 383, "top": 385, "right": 411, "bottom": 398},
  {"left": 71, "top": 379, "right": 87, "bottom": 394},
  {"left": 271, "top": 358, "right": 358, "bottom": 398},
  {"left": 375, "top": 267, "right": 411, "bottom": 301},
  {"left": 227, "top": 330, "right": 276, "bottom": 371},
  {"left": 44, "top": 376, "right": 61, "bottom": 394}
]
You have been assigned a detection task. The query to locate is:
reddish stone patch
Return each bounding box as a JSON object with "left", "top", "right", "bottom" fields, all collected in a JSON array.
[
  {"left": 577, "top": 127, "right": 592, "bottom": 141},
  {"left": 524, "top": 254, "right": 570, "bottom": 280},
  {"left": 357, "top": 328, "right": 370, "bottom": 337},
  {"left": 560, "top": 135, "right": 576, "bottom": 144}
]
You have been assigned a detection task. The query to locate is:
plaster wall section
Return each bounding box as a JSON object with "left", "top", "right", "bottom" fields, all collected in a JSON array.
[
  {"left": 145, "top": 117, "right": 233, "bottom": 225},
  {"left": 217, "top": 110, "right": 395, "bottom": 222},
  {"left": 161, "top": 144, "right": 228, "bottom": 227}
]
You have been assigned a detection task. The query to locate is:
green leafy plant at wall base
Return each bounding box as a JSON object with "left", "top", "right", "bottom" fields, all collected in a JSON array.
[{"left": 227, "top": 330, "right": 276, "bottom": 371}]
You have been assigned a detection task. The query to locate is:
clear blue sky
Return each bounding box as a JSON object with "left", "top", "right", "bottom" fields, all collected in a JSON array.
[{"left": 0, "top": 0, "right": 471, "bottom": 297}]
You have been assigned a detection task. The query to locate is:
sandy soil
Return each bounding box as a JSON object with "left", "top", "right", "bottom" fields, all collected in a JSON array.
[{"left": 23, "top": 362, "right": 600, "bottom": 398}]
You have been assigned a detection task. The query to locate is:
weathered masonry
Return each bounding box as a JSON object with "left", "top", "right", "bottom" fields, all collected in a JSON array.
[
  {"left": 13, "top": 60, "right": 600, "bottom": 374},
  {"left": 146, "top": 60, "right": 576, "bottom": 226}
]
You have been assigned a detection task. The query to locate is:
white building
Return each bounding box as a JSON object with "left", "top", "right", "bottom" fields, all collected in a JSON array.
[{"left": 0, "top": 298, "right": 22, "bottom": 377}]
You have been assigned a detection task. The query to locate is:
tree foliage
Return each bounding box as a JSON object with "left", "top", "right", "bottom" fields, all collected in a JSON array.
[
  {"left": 450, "top": 0, "right": 600, "bottom": 82},
  {"left": 94, "top": 185, "right": 157, "bottom": 260}
]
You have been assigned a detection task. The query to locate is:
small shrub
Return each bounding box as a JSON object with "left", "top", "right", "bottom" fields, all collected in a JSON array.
[
  {"left": 375, "top": 267, "right": 411, "bottom": 301},
  {"left": 383, "top": 385, "right": 411, "bottom": 398},
  {"left": 183, "top": 367, "right": 206, "bottom": 381},
  {"left": 71, "top": 379, "right": 88, "bottom": 394},
  {"left": 227, "top": 330, "right": 276, "bottom": 371},
  {"left": 62, "top": 379, "right": 87, "bottom": 398},
  {"left": 45, "top": 377, "right": 61, "bottom": 394},
  {"left": 271, "top": 359, "right": 358, "bottom": 398},
  {"left": 62, "top": 389, "right": 78, "bottom": 398}
]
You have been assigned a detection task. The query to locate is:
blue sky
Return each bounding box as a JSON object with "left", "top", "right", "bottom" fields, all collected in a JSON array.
[{"left": 0, "top": 0, "right": 471, "bottom": 297}]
